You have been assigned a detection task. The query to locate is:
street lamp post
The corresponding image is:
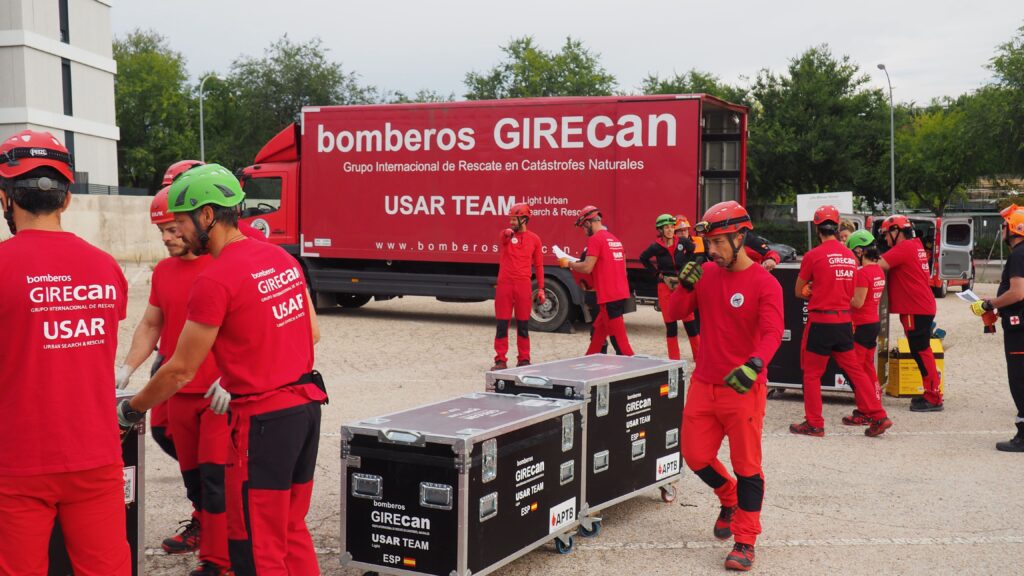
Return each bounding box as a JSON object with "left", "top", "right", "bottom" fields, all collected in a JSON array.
[
  {"left": 199, "top": 74, "right": 221, "bottom": 163},
  {"left": 877, "top": 64, "right": 895, "bottom": 211}
]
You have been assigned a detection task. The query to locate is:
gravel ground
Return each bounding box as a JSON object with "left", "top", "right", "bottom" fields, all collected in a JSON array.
[{"left": 115, "top": 265, "right": 1022, "bottom": 576}]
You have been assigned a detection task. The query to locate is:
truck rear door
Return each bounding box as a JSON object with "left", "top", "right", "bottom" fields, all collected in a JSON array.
[{"left": 938, "top": 216, "right": 974, "bottom": 280}]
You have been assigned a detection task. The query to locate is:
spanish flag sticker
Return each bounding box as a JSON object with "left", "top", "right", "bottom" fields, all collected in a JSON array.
[
  {"left": 403, "top": 558, "right": 417, "bottom": 568},
  {"left": 659, "top": 384, "right": 670, "bottom": 396}
]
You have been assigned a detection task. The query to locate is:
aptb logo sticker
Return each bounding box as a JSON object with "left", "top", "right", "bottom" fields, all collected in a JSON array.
[{"left": 549, "top": 497, "right": 576, "bottom": 534}]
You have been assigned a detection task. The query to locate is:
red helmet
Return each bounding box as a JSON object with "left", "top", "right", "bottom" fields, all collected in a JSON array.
[
  {"left": 813, "top": 205, "right": 840, "bottom": 226},
  {"left": 695, "top": 201, "right": 753, "bottom": 236},
  {"left": 509, "top": 202, "right": 531, "bottom": 218},
  {"left": 575, "top": 205, "right": 602, "bottom": 227},
  {"left": 674, "top": 214, "right": 691, "bottom": 230},
  {"left": 879, "top": 215, "right": 912, "bottom": 234},
  {"left": 0, "top": 130, "right": 74, "bottom": 182},
  {"left": 162, "top": 160, "right": 205, "bottom": 186},
  {"left": 150, "top": 186, "right": 174, "bottom": 225}
]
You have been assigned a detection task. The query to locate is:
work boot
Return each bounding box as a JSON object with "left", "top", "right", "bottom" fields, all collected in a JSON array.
[
  {"left": 516, "top": 359, "right": 531, "bottom": 367},
  {"left": 909, "top": 397, "right": 944, "bottom": 412},
  {"left": 713, "top": 505, "right": 736, "bottom": 540},
  {"left": 490, "top": 360, "right": 507, "bottom": 371},
  {"left": 189, "top": 561, "right": 233, "bottom": 576},
  {"left": 789, "top": 421, "right": 825, "bottom": 437},
  {"left": 161, "top": 516, "right": 201, "bottom": 554},
  {"left": 996, "top": 423, "right": 1024, "bottom": 452},
  {"left": 865, "top": 417, "right": 893, "bottom": 437},
  {"left": 724, "top": 543, "right": 755, "bottom": 571},
  {"left": 842, "top": 410, "right": 871, "bottom": 426}
]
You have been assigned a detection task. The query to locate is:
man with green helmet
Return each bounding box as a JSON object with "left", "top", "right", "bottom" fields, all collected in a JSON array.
[
  {"left": 116, "top": 164, "right": 327, "bottom": 575},
  {"left": 846, "top": 229, "right": 888, "bottom": 425},
  {"left": 640, "top": 213, "right": 701, "bottom": 360}
]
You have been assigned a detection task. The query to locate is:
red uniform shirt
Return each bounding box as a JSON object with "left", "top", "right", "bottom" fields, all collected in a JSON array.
[
  {"left": 498, "top": 229, "right": 544, "bottom": 287},
  {"left": 188, "top": 239, "right": 324, "bottom": 401},
  {"left": 799, "top": 239, "right": 858, "bottom": 315},
  {"left": 587, "top": 229, "right": 630, "bottom": 304},
  {"left": 149, "top": 256, "right": 220, "bottom": 394},
  {"left": 852, "top": 264, "right": 886, "bottom": 325},
  {"left": 881, "top": 238, "right": 936, "bottom": 315},
  {"left": 0, "top": 230, "right": 127, "bottom": 476},
  {"left": 669, "top": 262, "right": 784, "bottom": 386}
]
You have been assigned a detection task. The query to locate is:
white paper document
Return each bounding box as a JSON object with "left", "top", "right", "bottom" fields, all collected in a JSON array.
[
  {"left": 957, "top": 289, "right": 981, "bottom": 303},
  {"left": 552, "top": 246, "right": 578, "bottom": 263}
]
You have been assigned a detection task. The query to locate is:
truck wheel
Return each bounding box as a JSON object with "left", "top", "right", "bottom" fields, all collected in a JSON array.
[
  {"left": 932, "top": 280, "right": 948, "bottom": 299},
  {"left": 531, "top": 281, "right": 571, "bottom": 333},
  {"left": 337, "top": 294, "right": 372, "bottom": 308}
]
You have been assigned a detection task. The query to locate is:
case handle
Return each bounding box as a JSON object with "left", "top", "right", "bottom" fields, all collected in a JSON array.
[
  {"left": 517, "top": 375, "right": 552, "bottom": 388},
  {"left": 379, "top": 429, "right": 425, "bottom": 446}
]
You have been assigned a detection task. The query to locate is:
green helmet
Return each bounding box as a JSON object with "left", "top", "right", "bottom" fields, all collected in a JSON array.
[
  {"left": 655, "top": 213, "right": 677, "bottom": 229},
  {"left": 846, "top": 229, "right": 875, "bottom": 250},
  {"left": 167, "top": 163, "right": 245, "bottom": 213}
]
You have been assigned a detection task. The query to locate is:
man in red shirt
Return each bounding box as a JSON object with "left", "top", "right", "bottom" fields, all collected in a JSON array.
[
  {"left": 117, "top": 165, "right": 326, "bottom": 575},
  {"left": 668, "top": 201, "right": 783, "bottom": 572},
  {"left": 791, "top": 206, "right": 891, "bottom": 437},
  {"left": 117, "top": 186, "right": 231, "bottom": 574},
  {"left": 879, "top": 215, "right": 943, "bottom": 411},
  {"left": 492, "top": 202, "right": 545, "bottom": 369},
  {"left": 564, "top": 205, "right": 634, "bottom": 356},
  {"left": 0, "top": 130, "right": 131, "bottom": 575},
  {"left": 848, "top": 230, "right": 887, "bottom": 420}
]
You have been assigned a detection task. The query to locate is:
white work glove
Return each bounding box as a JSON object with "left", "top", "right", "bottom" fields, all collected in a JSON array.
[
  {"left": 204, "top": 379, "right": 231, "bottom": 415},
  {"left": 115, "top": 364, "right": 135, "bottom": 390}
]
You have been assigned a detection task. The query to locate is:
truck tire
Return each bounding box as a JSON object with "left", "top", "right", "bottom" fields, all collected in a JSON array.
[
  {"left": 932, "top": 280, "right": 948, "bottom": 299},
  {"left": 530, "top": 281, "right": 571, "bottom": 333},
  {"left": 337, "top": 293, "right": 372, "bottom": 309}
]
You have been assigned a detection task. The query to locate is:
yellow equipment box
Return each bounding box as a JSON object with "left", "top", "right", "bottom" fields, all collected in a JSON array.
[{"left": 886, "top": 338, "right": 945, "bottom": 398}]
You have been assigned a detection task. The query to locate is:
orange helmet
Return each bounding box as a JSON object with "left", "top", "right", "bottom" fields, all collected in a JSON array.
[
  {"left": 162, "top": 160, "right": 204, "bottom": 186},
  {"left": 813, "top": 205, "right": 840, "bottom": 226},
  {"left": 1002, "top": 204, "right": 1024, "bottom": 237},
  {"left": 879, "top": 215, "right": 912, "bottom": 234},
  {"left": 0, "top": 129, "right": 74, "bottom": 182},
  {"left": 575, "top": 205, "right": 602, "bottom": 227},
  {"left": 695, "top": 201, "right": 753, "bottom": 236},
  {"left": 150, "top": 187, "right": 174, "bottom": 225},
  {"left": 674, "top": 214, "right": 691, "bottom": 230},
  {"left": 509, "top": 202, "right": 530, "bottom": 218}
]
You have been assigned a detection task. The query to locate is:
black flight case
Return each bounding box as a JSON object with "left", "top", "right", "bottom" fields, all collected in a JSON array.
[
  {"left": 485, "top": 354, "right": 685, "bottom": 536},
  {"left": 341, "top": 392, "right": 585, "bottom": 576},
  {"left": 48, "top": 389, "right": 145, "bottom": 576}
]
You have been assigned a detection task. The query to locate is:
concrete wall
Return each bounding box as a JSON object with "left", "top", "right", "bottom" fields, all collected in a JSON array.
[{"left": 0, "top": 194, "right": 166, "bottom": 262}]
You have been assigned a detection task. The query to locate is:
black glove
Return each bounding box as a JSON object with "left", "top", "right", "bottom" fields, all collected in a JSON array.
[
  {"left": 677, "top": 261, "right": 703, "bottom": 291},
  {"left": 723, "top": 357, "right": 763, "bottom": 394}
]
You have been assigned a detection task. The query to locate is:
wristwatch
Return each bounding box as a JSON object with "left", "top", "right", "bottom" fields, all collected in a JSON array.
[
  {"left": 746, "top": 357, "right": 764, "bottom": 372},
  {"left": 117, "top": 399, "right": 145, "bottom": 426}
]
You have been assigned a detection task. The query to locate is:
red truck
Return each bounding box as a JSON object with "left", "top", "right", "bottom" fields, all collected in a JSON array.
[{"left": 237, "top": 95, "right": 748, "bottom": 331}]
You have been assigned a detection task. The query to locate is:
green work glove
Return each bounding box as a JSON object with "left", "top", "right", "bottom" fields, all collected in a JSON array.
[
  {"left": 724, "top": 357, "right": 763, "bottom": 394},
  {"left": 677, "top": 261, "right": 703, "bottom": 291}
]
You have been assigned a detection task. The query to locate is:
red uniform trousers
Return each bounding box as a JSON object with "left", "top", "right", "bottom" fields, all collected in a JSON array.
[
  {"left": 900, "top": 314, "right": 942, "bottom": 405},
  {"left": 168, "top": 393, "right": 230, "bottom": 568},
  {"left": 227, "top": 391, "right": 322, "bottom": 576},
  {"left": 657, "top": 283, "right": 699, "bottom": 360},
  {"left": 801, "top": 313, "right": 886, "bottom": 427},
  {"left": 494, "top": 279, "right": 532, "bottom": 363},
  {"left": 586, "top": 299, "right": 634, "bottom": 356},
  {"left": 681, "top": 378, "right": 767, "bottom": 546},
  {"left": 0, "top": 464, "right": 130, "bottom": 576}
]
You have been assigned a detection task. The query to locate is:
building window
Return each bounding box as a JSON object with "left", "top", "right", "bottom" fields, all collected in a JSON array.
[
  {"left": 61, "top": 58, "right": 73, "bottom": 115},
  {"left": 59, "top": 0, "right": 70, "bottom": 43}
]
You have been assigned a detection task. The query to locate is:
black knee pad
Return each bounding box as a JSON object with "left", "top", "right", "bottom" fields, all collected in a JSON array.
[
  {"left": 693, "top": 465, "right": 728, "bottom": 489},
  {"left": 665, "top": 322, "right": 678, "bottom": 338},
  {"left": 151, "top": 425, "right": 178, "bottom": 461},
  {"left": 199, "top": 463, "right": 227, "bottom": 514},
  {"left": 181, "top": 468, "right": 202, "bottom": 510},
  {"left": 516, "top": 321, "right": 529, "bottom": 339},
  {"left": 737, "top": 474, "right": 764, "bottom": 512},
  {"left": 495, "top": 320, "right": 510, "bottom": 339},
  {"left": 683, "top": 319, "right": 700, "bottom": 337}
]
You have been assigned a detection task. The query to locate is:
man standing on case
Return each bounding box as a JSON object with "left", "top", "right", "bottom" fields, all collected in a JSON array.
[
  {"left": 668, "top": 201, "right": 783, "bottom": 572},
  {"left": 492, "top": 202, "right": 545, "bottom": 370}
]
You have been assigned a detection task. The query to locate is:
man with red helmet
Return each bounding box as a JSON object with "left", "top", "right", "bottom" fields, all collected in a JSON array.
[
  {"left": 971, "top": 205, "right": 1024, "bottom": 451},
  {"left": 668, "top": 200, "right": 783, "bottom": 572},
  {"left": 116, "top": 187, "right": 232, "bottom": 574},
  {"left": 879, "top": 215, "right": 943, "bottom": 411},
  {"left": 0, "top": 130, "right": 131, "bottom": 574},
  {"left": 163, "top": 159, "right": 205, "bottom": 186},
  {"left": 790, "top": 205, "right": 892, "bottom": 438},
  {"left": 564, "top": 205, "right": 634, "bottom": 356},
  {"left": 492, "top": 202, "right": 545, "bottom": 369}
]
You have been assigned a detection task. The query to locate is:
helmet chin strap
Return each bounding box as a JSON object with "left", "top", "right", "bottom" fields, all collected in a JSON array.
[
  {"left": 1, "top": 185, "right": 15, "bottom": 235},
  {"left": 188, "top": 209, "right": 218, "bottom": 256},
  {"left": 726, "top": 230, "right": 747, "bottom": 268}
]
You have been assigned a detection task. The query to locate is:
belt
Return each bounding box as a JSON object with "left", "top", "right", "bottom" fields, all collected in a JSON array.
[
  {"left": 809, "top": 309, "right": 850, "bottom": 315},
  {"left": 232, "top": 370, "right": 329, "bottom": 404}
]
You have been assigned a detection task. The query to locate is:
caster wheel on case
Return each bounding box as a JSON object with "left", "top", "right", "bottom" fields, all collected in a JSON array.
[
  {"left": 661, "top": 484, "right": 677, "bottom": 503},
  {"left": 555, "top": 535, "right": 575, "bottom": 554},
  {"left": 767, "top": 387, "right": 785, "bottom": 399},
  {"left": 363, "top": 572, "right": 380, "bottom": 576},
  {"left": 579, "top": 519, "right": 602, "bottom": 538}
]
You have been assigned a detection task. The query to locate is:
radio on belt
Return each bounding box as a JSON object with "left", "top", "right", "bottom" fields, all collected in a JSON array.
[
  {"left": 486, "top": 354, "right": 685, "bottom": 536},
  {"left": 48, "top": 390, "right": 145, "bottom": 576},
  {"left": 340, "top": 392, "right": 584, "bottom": 576}
]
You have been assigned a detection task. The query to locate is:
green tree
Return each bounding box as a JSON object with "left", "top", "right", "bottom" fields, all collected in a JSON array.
[
  {"left": 640, "top": 69, "right": 748, "bottom": 105},
  {"left": 113, "top": 30, "right": 196, "bottom": 190},
  {"left": 746, "top": 45, "right": 891, "bottom": 207},
  {"left": 386, "top": 89, "right": 455, "bottom": 104},
  {"left": 986, "top": 24, "right": 1024, "bottom": 174},
  {"left": 896, "top": 107, "right": 977, "bottom": 216},
  {"left": 464, "top": 36, "right": 616, "bottom": 99}
]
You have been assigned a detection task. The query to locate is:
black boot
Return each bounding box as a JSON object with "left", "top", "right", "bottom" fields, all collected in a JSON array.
[{"left": 996, "top": 422, "right": 1024, "bottom": 453}]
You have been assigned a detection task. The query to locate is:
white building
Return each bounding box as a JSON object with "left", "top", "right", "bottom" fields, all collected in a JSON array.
[{"left": 0, "top": 0, "right": 118, "bottom": 187}]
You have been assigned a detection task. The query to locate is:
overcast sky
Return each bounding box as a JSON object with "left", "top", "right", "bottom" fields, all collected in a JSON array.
[{"left": 111, "top": 1, "right": 1023, "bottom": 105}]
